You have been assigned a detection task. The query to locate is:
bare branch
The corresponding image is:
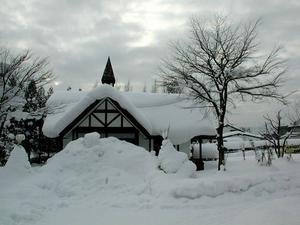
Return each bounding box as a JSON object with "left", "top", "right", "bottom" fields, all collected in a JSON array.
[
  {"left": 159, "top": 15, "right": 288, "bottom": 170},
  {"left": 0, "top": 47, "right": 54, "bottom": 135}
]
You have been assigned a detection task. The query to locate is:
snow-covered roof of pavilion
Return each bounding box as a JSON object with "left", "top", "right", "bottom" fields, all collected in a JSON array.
[
  {"left": 223, "top": 131, "right": 263, "bottom": 140},
  {"left": 42, "top": 85, "right": 216, "bottom": 145}
]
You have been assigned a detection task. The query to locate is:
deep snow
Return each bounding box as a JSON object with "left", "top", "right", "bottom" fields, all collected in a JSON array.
[
  {"left": 158, "top": 139, "right": 196, "bottom": 177},
  {"left": 1, "top": 135, "right": 300, "bottom": 225}
]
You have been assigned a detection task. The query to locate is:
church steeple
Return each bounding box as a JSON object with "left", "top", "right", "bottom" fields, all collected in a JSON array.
[{"left": 101, "top": 57, "right": 115, "bottom": 86}]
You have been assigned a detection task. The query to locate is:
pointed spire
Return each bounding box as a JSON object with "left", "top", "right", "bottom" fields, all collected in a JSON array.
[{"left": 101, "top": 57, "right": 116, "bottom": 86}]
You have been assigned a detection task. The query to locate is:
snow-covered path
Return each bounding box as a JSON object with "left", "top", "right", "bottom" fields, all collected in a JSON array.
[{"left": 1, "top": 138, "right": 300, "bottom": 225}]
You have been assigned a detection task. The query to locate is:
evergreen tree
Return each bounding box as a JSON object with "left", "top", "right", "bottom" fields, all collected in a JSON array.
[
  {"left": 23, "top": 80, "right": 38, "bottom": 112},
  {"left": 37, "top": 87, "right": 47, "bottom": 108},
  {"left": 19, "top": 83, "right": 51, "bottom": 163}
]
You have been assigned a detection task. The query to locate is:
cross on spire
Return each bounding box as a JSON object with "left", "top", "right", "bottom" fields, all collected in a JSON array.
[{"left": 101, "top": 57, "right": 115, "bottom": 86}]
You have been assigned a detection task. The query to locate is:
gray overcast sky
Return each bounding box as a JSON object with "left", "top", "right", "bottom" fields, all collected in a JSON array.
[{"left": 1, "top": 0, "right": 300, "bottom": 128}]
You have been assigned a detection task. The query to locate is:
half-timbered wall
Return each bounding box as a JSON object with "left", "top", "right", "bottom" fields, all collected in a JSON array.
[{"left": 62, "top": 98, "right": 150, "bottom": 148}]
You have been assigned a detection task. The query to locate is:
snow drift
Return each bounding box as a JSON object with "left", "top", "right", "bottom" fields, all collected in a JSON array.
[
  {"left": 5, "top": 145, "right": 30, "bottom": 170},
  {"left": 158, "top": 139, "right": 196, "bottom": 177},
  {"left": 40, "top": 133, "right": 159, "bottom": 186},
  {"left": 3, "top": 145, "right": 31, "bottom": 177},
  {"left": 1, "top": 134, "right": 300, "bottom": 225}
]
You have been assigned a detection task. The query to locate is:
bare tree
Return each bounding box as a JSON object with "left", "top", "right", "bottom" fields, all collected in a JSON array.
[
  {"left": 261, "top": 111, "right": 291, "bottom": 158},
  {"left": 151, "top": 79, "right": 158, "bottom": 93},
  {"left": 160, "top": 16, "right": 287, "bottom": 170},
  {"left": 164, "top": 80, "right": 181, "bottom": 94},
  {"left": 143, "top": 83, "right": 147, "bottom": 92},
  {"left": 0, "top": 47, "right": 53, "bottom": 136},
  {"left": 124, "top": 80, "right": 132, "bottom": 92},
  {"left": 262, "top": 105, "right": 300, "bottom": 158}
]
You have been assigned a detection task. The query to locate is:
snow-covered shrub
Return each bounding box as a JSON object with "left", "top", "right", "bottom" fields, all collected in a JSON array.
[
  {"left": 4, "top": 145, "right": 31, "bottom": 174},
  {"left": 16, "top": 134, "right": 25, "bottom": 144},
  {"left": 176, "top": 160, "right": 197, "bottom": 177},
  {"left": 0, "top": 116, "right": 46, "bottom": 165},
  {"left": 0, "top": 131, "right": 15, "bottom": 166},
  {"left": 83, "top": 132, "right": 101, "bottom": 148},
  {"left": 158, "top": 139, "right": 196, "bottom": 177},
  {"left": 286, "top": 153, "right": 293, "bottom": 161},
  {"left": 257, "top": 148, "right": 273, "bottom": 166}
]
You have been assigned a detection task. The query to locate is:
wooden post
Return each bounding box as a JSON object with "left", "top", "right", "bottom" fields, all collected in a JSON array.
[{"left": 198, "top": 138, "right": 204, "bottom": 170}]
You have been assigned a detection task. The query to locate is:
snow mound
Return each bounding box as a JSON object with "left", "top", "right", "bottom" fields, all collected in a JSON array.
[
  {"left": 0, "top": 145, "right": 32, "bottom": 187},
  {"left": 37, "top": 134, "right": 159, "bottom": 197},
  {"left": 171, "top": 177, "right": 261, "bottom": 199},
  {"left": 82, "top": 132, "right": 101, "bottom": 148},
  {"left": 1, "top": 138, "right": 300, "bottom": 225},
  {"left": 158, "top": 139, "right": 196, "bottom": 177},
  {"left": 4, "top": 145, "right": 31, "bottom": 174}
]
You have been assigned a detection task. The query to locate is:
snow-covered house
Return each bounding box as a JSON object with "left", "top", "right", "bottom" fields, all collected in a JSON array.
[
  {"left": 224, "top": 131, "right": 263, "bottom": 142},
  {"left": 223, "top": 124, "right": 244, "bottom": 133},
  {"left": 42, "top": 58, "right": 216, "bottom": 155}
]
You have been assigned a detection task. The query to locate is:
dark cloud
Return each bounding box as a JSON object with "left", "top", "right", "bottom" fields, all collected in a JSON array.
[{"left": 1, "top": 0, "right": 299, "bottom": 126}]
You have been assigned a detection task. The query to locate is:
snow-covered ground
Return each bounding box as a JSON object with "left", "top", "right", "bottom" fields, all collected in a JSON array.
[{"left": 1, "top": 134, "right": 300, "bottom": 225}]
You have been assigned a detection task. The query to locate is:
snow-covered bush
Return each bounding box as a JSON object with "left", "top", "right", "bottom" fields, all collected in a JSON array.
[
  {"left": 4, "top": 144, "right": 31, "bottom": 174},
  {"left": 158, "top": 139, "right": 196, "bottom": 177},
  {"left": 256, "top": 148, "right": 273, "bottom": 166},
  {"left": 0, "top": 132, "right": 15, "bottom": 166},
  {"left": 83, "top": 132, "right": 101, "bottom": 148}
]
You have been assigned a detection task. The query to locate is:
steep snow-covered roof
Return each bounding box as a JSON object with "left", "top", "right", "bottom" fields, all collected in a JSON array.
[{"left": 43, "top": 85, "right": 216, "bottom": 144}]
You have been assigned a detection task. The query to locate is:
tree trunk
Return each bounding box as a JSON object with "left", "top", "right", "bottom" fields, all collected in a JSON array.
[
  {"left": 0, "top": 112, "right": 8, "bottom": 138},
  {"left": 277, "top": 137, "right": 281, "bottom": 158},
  {"left": 280, "top": 144, "right": 285, "bottom": 158},
  {"left": 217, "top": 124, "right": 225, "bottom": 171}
]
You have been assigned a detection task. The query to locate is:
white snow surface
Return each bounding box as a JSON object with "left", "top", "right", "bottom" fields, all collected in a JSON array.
[
  {"left": 1, "top": 136, "right": 300, "bottom": 225},
  {"left": 158, "top": 139, "right": 196, "bottom": 177},
  {"left": 4, "top": 145, "right": 31, "bottom": 173},
  {"left": 43, "top": 85, "right": 216, "bottom": 144}
]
